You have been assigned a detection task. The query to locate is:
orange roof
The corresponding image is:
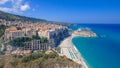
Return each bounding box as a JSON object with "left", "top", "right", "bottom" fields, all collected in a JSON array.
[{"left": 9, "top": 26, "right": 17, "bottom": 31}]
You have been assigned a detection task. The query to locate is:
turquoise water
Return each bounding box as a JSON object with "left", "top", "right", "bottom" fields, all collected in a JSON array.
[{"left": 69, "top": 24, "right": 120, "bottom": 68}]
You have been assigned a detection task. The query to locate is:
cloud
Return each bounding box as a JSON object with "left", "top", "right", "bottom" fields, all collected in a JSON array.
[
  {"left": 0, "top": 0, "right": 9, "bottom": 4},
  {"left": 0, "top": 0, "right": 30, "bottom": 13},
  {"left": 20, "top": 4, "right": 30, "bottom": 11},
  {"left": 0, "top": 7, "right": 12, "bottom": 12}
]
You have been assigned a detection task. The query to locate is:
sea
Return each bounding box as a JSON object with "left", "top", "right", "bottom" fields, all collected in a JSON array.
[{"left": 68, "top": 24, "right": 120, "bottom": 68}]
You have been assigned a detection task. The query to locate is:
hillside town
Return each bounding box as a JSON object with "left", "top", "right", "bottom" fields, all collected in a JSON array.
[{"left": 0, "top": 19, "right": 70, "bottom": 55}]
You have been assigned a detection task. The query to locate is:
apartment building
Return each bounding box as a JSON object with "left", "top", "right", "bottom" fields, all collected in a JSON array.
[{"left": 24, "top": 40, "right": 50, "bottom": 50}]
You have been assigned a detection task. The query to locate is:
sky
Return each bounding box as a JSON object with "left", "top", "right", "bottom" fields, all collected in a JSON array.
[{"left": 0, "top": 0, "right": 120, "bottom": 23}]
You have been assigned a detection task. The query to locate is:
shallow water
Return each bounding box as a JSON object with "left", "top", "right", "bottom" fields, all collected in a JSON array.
[{"left": 69, "top": 24, "right": 120, "bottom": 68}]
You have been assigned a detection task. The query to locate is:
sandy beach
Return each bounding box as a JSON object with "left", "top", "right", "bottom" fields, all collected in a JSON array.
[{"left": 59, "top": 36, "right": 88, "bottom": 68}]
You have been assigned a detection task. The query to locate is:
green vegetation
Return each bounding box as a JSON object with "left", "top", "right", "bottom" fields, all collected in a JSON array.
[
  {"left": 0, "top": 51, "right": 4, "bottom": 55},
  {"left": 0, "top": 25, "right": 6, "bottom": 46},
  {"left": 0, "top": 25, "right": 6, "bottom": 37},
  {"left": 0, "top": 11, "right": 70, "bottom": 25},
  {"left": 9, "top": 37, "right": 32, "bottom": 47},
  {"left": 9, "top": 36, "right": 48, "bottom": 47},
  {"left": 32, "top": 35, "right": 48, "bottom": 43},
  {"left": 40, "top": 37, "right": 48, "bottom": 43},
  {"left": 32, "top": 35, "right": 41, "bottom": 40},
  {"left": 0, "top": 50, "right": 80, "bottom": 68},
  {"left": 22, "top": 51, "right": 58, "bottom": 63},
  {"left": 0, "top": 11, "right": 47, "bottom": 22},
  {"left": 56, "top": 47, "right": 61, "bottom": 53},
  {"left": 0, "top": 39, "right": 3, "bottom": 47},
  {"left": 22, "top": 52, "right": 43, "bottom": 62}
]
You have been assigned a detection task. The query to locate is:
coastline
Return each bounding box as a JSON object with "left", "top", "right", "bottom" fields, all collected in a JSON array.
[
  {"left": 71, "top": 37, "right": 88, "bottom": 68},
  {"left": 59, "top": 36, "right": 88, "bottom": 68}
]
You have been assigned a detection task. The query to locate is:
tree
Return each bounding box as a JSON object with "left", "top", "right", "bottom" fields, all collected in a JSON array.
[
  {"left": 32, "top": 35, "right": 40, "bottom": 40},
  {"left": 0, "top": 25, "right": 6, "bottom": 37},
  {"left": 40, "top": 37, "right": 48, "bottom": 43},
  {"left": 9, "top": 37, "right": 32, "bottom": 47}
]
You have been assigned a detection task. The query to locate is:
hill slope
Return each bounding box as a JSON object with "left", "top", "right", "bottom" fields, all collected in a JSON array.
[{"left": 0, "top": 11, "right": 47, "bottom": 22}]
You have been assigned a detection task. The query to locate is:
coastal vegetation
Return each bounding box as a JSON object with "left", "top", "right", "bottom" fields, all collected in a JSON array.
[
  {"left": 0, "top": 50, "right": 80, "bottom": 68},
  {"left": 55, "top": 46, "right": 61, "bottom": 53},
  {"left": 22, "top": 50, "right": 58, "bottom": 62}
]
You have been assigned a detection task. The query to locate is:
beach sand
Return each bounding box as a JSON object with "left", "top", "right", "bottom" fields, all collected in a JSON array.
[{"left": 59, "top": 36, "right": 88, "bottom": 68}]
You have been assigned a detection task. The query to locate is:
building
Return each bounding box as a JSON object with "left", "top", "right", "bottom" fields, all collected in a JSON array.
[
  {"left": 4, "top": 26, "right": 36, "bottom": 40},
  {"left": 38, "top": 27, "right": 69, "bottom": 47},
  {"left": 5, "top": 26, "right": 24, "bottom": 40},
  {"left": 24, "top": 40, "right": 50, "bottom": 50}
]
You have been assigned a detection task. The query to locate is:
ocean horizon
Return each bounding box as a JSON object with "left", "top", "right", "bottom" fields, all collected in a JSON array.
[{"left": 69, "top": 24, "right": 120, "bottom": 68}]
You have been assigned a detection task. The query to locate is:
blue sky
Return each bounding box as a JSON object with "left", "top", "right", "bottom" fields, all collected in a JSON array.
[{"left": 0, "top": 0, "right": 120, "bottom": 23}]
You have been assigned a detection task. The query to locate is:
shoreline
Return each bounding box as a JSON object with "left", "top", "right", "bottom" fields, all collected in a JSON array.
[
  {"left": 59, "top": 36, "right": 88, "bottom": 68},
  {"left": 71, "top": 37, "right": 88, "bottom": 68}
]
